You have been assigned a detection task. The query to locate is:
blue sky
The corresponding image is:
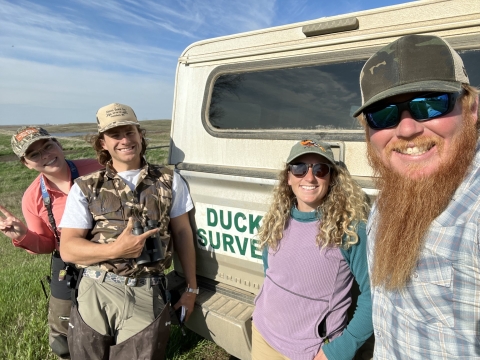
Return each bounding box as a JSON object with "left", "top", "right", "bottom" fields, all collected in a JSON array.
[{"left": 0, "top": 0, "right": 414, "bottom": 125}]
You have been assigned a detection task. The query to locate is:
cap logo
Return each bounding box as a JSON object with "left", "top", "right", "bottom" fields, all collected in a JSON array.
[
  {"left": 105, "top": 106, "right": 129, "bottom": 118},
  {"left": 369, "top": 61, "right": 386, "bottom": 75},
  {"left": 15, "top": 127, "right": 39, "bottom": 142},
  {"left": 300, "top": 139, "right": 326, "bottom": 152}
]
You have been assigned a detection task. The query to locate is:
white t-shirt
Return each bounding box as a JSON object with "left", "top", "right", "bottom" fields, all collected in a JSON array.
[{"left": 60, "top": 170, "right": 193, "bottom": 229}]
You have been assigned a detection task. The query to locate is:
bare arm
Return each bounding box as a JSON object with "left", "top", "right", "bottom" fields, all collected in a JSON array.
[
  {"left": 60, "top": 217, "right": 157, "bottom": 265},
  {"left": 170, "top": 212, "right": 197, "bottom": 320}
]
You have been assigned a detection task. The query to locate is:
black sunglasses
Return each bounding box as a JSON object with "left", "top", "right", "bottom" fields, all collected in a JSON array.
[
  {"left": 364, "top": 91, "right": 462, "bottom": 130},
  {"left": 289, "top": 163, "right": 332, "bottom": 178}
]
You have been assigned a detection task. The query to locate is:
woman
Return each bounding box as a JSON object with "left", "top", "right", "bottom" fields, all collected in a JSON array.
[
  {"left": 0, "top": 126, "right": 102, "bottom": 359},
  {"left": 252, "top": 139, "right": 372, "bottom": 360}
]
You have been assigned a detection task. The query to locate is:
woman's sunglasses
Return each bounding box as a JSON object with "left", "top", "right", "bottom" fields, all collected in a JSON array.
[
  {"left": 364, "top": 91, "right": 462, "bottom": 130},
  {"left": 289, "top": 163, "right": 332, "bottom": 178}
]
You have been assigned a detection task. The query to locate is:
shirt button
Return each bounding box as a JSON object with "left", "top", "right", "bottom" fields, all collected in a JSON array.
[{"left": 413, "top": 272, "right": 419, "bottom": 279}]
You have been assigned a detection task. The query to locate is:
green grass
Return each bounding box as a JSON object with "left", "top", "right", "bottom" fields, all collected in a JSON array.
[{"left": 0, "top": 123, "right": 231, "bottom": 360}]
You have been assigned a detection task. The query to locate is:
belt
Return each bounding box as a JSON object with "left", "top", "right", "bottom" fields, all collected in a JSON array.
[{"left": 82, "top": 268, "right": 164, "bottom": 287}]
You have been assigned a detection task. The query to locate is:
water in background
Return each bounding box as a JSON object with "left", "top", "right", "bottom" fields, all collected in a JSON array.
[{"left": 50, "top": 132, "right": 90, "bottom": 137}]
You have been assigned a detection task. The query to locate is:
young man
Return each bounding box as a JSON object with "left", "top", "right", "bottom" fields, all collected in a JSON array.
[
  {"left": 0, "top": 126, "right": 102, "bottom": 358},
  {"left": 353, "top": 35, "right": 480, "bottom": 358},
  {"left": 59, "top": 103, "right": 197, "bottom": 359}
]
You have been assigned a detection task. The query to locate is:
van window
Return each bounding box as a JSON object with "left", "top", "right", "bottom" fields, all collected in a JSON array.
[
  {"left": 208, "top": 61, "right": 365, "bottom": 131},
  {"left": 208, "top": 49, "right": 480, "bottom": 132},
  {"left": 459, "top": 50, "right": 480, "bottom": 88}
]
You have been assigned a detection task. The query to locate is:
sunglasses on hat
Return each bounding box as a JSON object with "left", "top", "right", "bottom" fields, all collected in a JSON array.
[
  {"left": 364, "top": 91, "right": 462, "bottom": 130},
  {"left": 289, "top": 163, "right": 332, "bottom": 178}
]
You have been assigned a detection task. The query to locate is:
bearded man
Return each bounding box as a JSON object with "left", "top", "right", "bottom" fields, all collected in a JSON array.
[{"left": 353, "top": 34, "right": 480, "bottom": 359}]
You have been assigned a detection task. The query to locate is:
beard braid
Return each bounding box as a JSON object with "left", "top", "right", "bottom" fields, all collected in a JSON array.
[{"left": 368, "top": 110, "right": 478, "bottom": 290}]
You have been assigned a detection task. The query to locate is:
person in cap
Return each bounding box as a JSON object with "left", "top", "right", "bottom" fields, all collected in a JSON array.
[
  {"left": 59, "top": 103, "right": 197, "bottom": 359},
  {"left": 354, "top": 34, "right": 480, "bottom": 358},
  {"left": 251, "top": 140, "right": 372, "bottom": 360},
  {"left": 0, "top": 126, "right": 102, "bottom": 358}
]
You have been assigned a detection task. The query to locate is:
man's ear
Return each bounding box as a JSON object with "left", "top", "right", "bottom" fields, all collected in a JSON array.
[
  {"left": 21, "top": 158, "right": 34, "bottom": 170},
  {"left": 100, "top": 138, "right": 107, "bottom": 150}
]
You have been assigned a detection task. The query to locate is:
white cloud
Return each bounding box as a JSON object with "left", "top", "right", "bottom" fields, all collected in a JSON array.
[{"left": 0, "top": 58, "right": 173, "bottom": 124}]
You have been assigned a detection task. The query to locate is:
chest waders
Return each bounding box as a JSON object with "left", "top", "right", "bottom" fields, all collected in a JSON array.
[
  {"left": 40, "top": 159, "right": 79, "bottom": 359},
  {"left": 68, "top": 166, "right": 174, "bottom": 360}
]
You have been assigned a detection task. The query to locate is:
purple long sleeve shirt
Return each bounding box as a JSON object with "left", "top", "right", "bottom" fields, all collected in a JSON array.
[{"left": 253, "top": 211, "right": 354, "bottom": 360}]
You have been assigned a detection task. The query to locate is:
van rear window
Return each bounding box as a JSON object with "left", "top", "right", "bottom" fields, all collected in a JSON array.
[
  {"left": 209, "top": 61, "right": 365, "bottom": 131},
  {"left": 208, "top": 49, "right": 480, "bottom": 132}
]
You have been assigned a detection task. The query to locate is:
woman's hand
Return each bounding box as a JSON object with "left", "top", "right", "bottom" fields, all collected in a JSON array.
[
  {"left": 314, "top": 348, "right": 328, "bottom": 360},
  {"left": 0, "top": 205, "right": 28, "bottom": 240}
]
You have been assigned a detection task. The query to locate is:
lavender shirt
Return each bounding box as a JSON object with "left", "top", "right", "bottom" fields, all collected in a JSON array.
[{"left": 253, "top": 210, "right": 354, "bottom": 360}]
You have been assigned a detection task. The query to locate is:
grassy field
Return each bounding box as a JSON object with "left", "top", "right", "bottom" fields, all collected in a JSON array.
[{"left": 0, "top": 121, "right": 231, "bottom": 360}]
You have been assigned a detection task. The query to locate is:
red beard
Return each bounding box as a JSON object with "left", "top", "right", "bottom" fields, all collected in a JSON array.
[{"left": 367, "top": 108, "right": 478, "bottom": 290}]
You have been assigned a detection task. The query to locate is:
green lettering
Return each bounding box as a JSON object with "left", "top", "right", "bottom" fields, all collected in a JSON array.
[
  {"left": 220, "top": 210, "right": 232, "bottom": 230},
  {"left": 223, "top": 234, "right": 235, "bottom": 253},
  {"left": 209, "top": 230, "right": 221, "bottom": 249},
  {"left": 235, "top": 236, "right": 248, "bottom": 256},
  {"left": 250, "top": 239, "right": 262, "bottom": 259},
  {"left": 234, "top": 212, "right": 247, "bottom": 233},
  {"left": 197, "top": 228, "right": 207, "bottom": 247},
  {"left": 249, "top": 214, "right": 263, "bottom": 234},
  {"left": 207, "top": 208, "right": 218, "bottom": 227}
]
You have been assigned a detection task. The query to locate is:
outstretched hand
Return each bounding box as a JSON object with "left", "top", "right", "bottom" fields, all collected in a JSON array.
[
  {"left": 110, "top": 217, "right": 158, "bottom": 259},
  {"left": 0, "top": 205, "right": 28, "bottom": 240}
]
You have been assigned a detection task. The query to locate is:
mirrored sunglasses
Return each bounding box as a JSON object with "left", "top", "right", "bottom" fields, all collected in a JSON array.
[{"left": 364, "top": 91, "right": 462, "bottom": 130}]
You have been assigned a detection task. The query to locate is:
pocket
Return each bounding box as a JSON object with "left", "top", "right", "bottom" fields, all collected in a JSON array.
[
  {"left": 89, "top": 193, "right": 122, "bottom": 219},
  {"left": 76, "top": 277, "right": 96, "bottom": 302},
  {"left": 392, "top": 254, "right": 453, "bottom": 327}
]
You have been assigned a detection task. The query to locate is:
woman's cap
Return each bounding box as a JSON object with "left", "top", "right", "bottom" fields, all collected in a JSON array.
[
  {"left": 96, "top": 103, "right": 139, "bottom": 133},
  {"left": 11, "top": 126, "right": 53, "bottom": 158},
  {"left": 286, "top": 140, "right": 335, "bottom": 165}
]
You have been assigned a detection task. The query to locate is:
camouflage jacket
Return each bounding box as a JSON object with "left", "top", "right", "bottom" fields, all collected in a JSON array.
[{"left": 75, "top": 161, "right": 173, "bottom": 277}]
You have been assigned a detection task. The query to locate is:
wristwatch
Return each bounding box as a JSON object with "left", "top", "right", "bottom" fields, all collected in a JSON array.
[{"left": 185, "top": 287, "right": 200, "bottom": 294}]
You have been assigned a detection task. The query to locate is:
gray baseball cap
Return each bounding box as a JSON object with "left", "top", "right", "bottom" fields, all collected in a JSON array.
[
  {"left": 353, "top": 34, "right": 469, "bottom": 117},
  {"left": 286, "top": 140, "right": 335, "bottom": 165},
  {"left": 11, "top": 126, "right": 53, "bottom": 158}
]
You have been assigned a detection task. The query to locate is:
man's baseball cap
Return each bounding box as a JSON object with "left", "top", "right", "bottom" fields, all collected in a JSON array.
[
  {"left": 11, "top": 126, "right": 53, "bottom": 158},
  {"left": 353, "top": 34, "right": 469, "bottom": 117},
  {"left": 286, "top": 140, "right": 335, "bottom": 165},
  {"left": 96, "top": 103, "right": 139, "bottom": 133}
]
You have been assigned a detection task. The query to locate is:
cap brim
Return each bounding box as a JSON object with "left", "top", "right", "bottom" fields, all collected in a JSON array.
[
  {"left": 352, "top": 80, "right": 463, "bottom": 117},
  {"left": 287, "top": 151, "right": 335, "bottom": 165},
  {"left": 99, "top": 121, "right": 140, "bottom": 133},
  {"left": 18, "top": 135, "right": 54, "bottom": 158}
]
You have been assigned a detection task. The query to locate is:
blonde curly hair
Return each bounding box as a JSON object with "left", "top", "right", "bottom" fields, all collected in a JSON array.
[{"left": 258, "top": 161, "right": 370, "bottom": 250}]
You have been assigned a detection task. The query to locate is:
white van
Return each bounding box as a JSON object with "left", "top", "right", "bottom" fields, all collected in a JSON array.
[{"left": 167, "top": 1, "right": 480, "bottom": 358}]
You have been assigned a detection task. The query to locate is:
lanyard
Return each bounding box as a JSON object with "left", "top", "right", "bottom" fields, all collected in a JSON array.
[{"left": 40, "top": 160, "right": 79, "bottom": 246}]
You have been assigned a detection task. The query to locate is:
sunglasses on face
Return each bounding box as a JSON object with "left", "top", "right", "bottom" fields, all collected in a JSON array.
[
  {"left": 289, "top": 163, "right": 332, "bottom": 178},
  {"left": 25, "top": 140, "right": 56, "bottom": 162},
  {"left": 364, "top": 91, "right": 462, "bottom": 130}
]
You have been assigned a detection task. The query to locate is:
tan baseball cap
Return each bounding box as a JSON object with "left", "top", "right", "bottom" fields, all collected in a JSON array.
[
  {"left": 11, "top": 126, "right": 53, "bottom": 158},
  {"left": 96, "top": 103, "right": 139, "bottom": 133}
]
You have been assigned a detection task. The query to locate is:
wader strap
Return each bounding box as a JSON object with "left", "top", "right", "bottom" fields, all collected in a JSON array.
[
  {"left": 39, "top": 160, "right": 79, "bottom": 296},
  {"left": 71, "top": 268, "right": 84, "bottom": 306},
  {"left": 40, "top": 159, "right": 79, "bottom": 248}
]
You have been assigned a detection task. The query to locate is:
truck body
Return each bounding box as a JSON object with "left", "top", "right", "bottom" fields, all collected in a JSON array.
[{"left": 167, "top": 1, "right": 480, "bottom": 358}]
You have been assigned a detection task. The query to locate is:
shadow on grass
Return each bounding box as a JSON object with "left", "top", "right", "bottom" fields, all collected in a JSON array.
[{"left": 167, "top": 325, "right": 236, "bottom": 360}]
